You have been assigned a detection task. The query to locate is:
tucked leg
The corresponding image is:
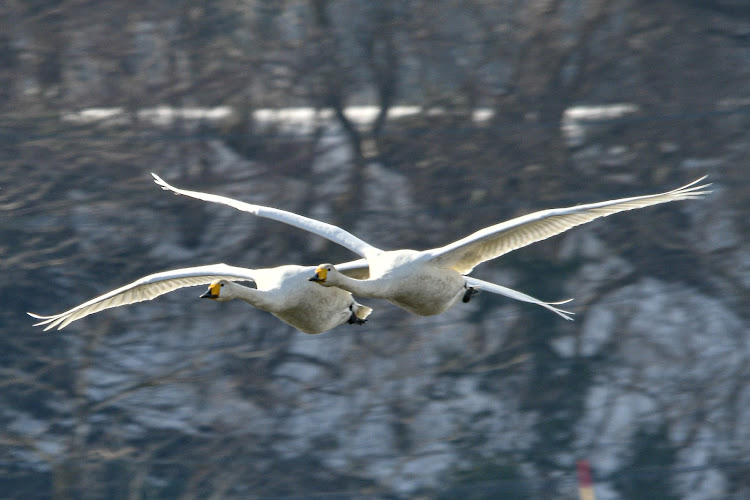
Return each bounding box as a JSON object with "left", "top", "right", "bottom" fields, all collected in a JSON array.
[
  {"left": 348, "top": 306, "right": 367, "bottom": 325},
  {"left": 462, "top": 286, "right": 479, "bottom": 303}
]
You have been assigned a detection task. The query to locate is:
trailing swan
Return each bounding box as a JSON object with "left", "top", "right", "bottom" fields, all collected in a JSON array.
[
  {"left": 153, "top": 174, "right": 709, "bottom": 319},
  {"left": 29, "top": 262, "right": 372, "bottom": 334}
]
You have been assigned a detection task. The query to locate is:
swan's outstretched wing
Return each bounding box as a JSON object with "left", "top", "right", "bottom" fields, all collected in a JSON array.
[
  {"left": 152, "top": 173, "right": 380, "bottom": 259},
  {"left": 28, "top": 264, "right": 259, "bottom": 331},
  {"left": 335, "top": 259, "right": 370, "bottom": 280},
  {"left": 465, "top": 276, "right": 574, "bottom": 321},
  {"left": 428, "top": 177, "right": 710, "bottom": 274}
]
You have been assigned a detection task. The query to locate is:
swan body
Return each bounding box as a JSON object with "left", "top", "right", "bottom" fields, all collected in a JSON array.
[
  {"left": 311, "top": 251, "right": 468, "bottom": 316},
  {"left": 153, "top": 173, "right": 710, "bottom": 319},
  {"left": 29, "top": 262, "right": 372, "bottom": 334}
]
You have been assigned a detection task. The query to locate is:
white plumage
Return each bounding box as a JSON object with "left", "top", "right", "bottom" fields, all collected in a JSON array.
[
  {"left": 29, "top": 262, "right": 372, "bottom": 334},
  {"left": 152, "top": 174, "right": 708, "bottom": 319}
]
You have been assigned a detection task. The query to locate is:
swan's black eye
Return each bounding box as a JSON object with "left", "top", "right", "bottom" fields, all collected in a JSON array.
[{"left": 220, "top": 283, "right": 224, "bottom": 287}]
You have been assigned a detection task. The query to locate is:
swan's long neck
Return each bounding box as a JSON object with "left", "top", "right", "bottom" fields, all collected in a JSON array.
[
  {"left": 226, "top": 283, "right": 276, "bottom": 311},
  {"left": 331, "top": 274, "right": 389, "bottom": 299}
]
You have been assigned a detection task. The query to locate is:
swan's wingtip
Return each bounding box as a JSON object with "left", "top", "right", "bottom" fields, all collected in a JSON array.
[
  {"left": 672, "top": 175, "right": 711, "bottom": 193},
  {"left": 549, "top": 299, "right": 575, "bottom": 320},
  {"left": 550, "top": 298, "right": 574, "bottom": 305},
  {"left": 28, "top": 312, "right": 64, "bottom": 331},
  {"left": 549, "top": 308, "right": 575, "bottom": 321},
  {"left": 152, "top": 172, "right": 178, "bottom": 193},
  {"left": 27, "top": 311, "right": 54, "bottom": 322},
  {"left": 558, "top": 310, "right": 575, "bottom": 320},
  {"left": 152, "top": 172, "right": 166, "bottom": 185},
  {"left": 683, "top": 175, "right": 708, "bottom": 187}
]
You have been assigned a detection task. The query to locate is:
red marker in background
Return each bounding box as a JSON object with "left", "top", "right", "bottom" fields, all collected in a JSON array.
[{"left": 577, "top": 460, "right": 595, "bottom": 500}]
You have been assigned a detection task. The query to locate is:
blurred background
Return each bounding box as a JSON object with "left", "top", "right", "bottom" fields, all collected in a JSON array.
[{"left": 2, "top": 1, "right": 749, "bottom": 498}]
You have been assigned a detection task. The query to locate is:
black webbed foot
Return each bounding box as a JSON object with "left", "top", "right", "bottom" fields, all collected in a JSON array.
[
  {"left": 348, "top": 313, "right": 367, "bottom": 325},
  {"left": 462, "top": 286, "right": 479, "bottom": 303}
]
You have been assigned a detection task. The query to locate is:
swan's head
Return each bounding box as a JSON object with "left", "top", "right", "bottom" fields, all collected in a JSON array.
[
  {"left": 308, "top": 264, "right": 337, "bottom": 287},
  {"left": 200, "top": 280, "right": 233, "bottom": 302}
]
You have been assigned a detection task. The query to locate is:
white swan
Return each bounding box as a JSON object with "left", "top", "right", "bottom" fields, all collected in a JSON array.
[
  {"left": 29, "top": 262, "right": 372, "bottom": 334},
  {"left": 153, "top": 173, "right": 710, "bottom": 319}
]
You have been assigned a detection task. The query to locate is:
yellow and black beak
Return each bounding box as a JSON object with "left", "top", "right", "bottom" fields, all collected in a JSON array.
[
  {"left": 308, "top": 267, "right": 327, "bottom": 283},
  {"left": 200, "top": 283, "right": 221, "bottom": 299}
]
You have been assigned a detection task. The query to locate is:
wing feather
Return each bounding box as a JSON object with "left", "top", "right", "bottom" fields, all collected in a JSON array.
[
  {"left": 152, "top": 173, "right": 381, "bottom": 259},
  {"left": 28, "top": 264, "right": 258, "bottom": 331},
  {"left": 465, "top": 276, "right": 574, "bottom": 320},
  {"left": 334, "top": 259, "right": 370, "bottom": 279},
  {"left": 429, "top": 177, "right": 710, "bottom": 273}
]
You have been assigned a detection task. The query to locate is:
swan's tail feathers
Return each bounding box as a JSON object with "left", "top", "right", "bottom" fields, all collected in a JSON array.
[
  {"left": 464, "top": 277, "right": 575, "bottom": 321},
  {"left": 353, "top": 302, "right": 373, "bottom": 321}
]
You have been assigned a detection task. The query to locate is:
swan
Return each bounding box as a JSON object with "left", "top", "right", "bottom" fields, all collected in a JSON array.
[
  {"left": 29, "top": 262, "right": 373, "bottom": 334},
  {"left": 153, "top": 173, "right": 709, "bottom": 319}
]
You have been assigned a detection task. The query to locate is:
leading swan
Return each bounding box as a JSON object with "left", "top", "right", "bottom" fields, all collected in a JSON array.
[
  {"left": 153, "top": 174, "right": 709, "bottom": 319},
  {"left": 29, "top": 262, "right": 372, "bottom": 334}
]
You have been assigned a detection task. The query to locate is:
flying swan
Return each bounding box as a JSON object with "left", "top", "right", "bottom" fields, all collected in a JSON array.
[
  {"left": 29, "top": 262, "right": 373, "bottom": 334},
  {"left": 152, "top": 174, "right": 710, "bottom": 320}
]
